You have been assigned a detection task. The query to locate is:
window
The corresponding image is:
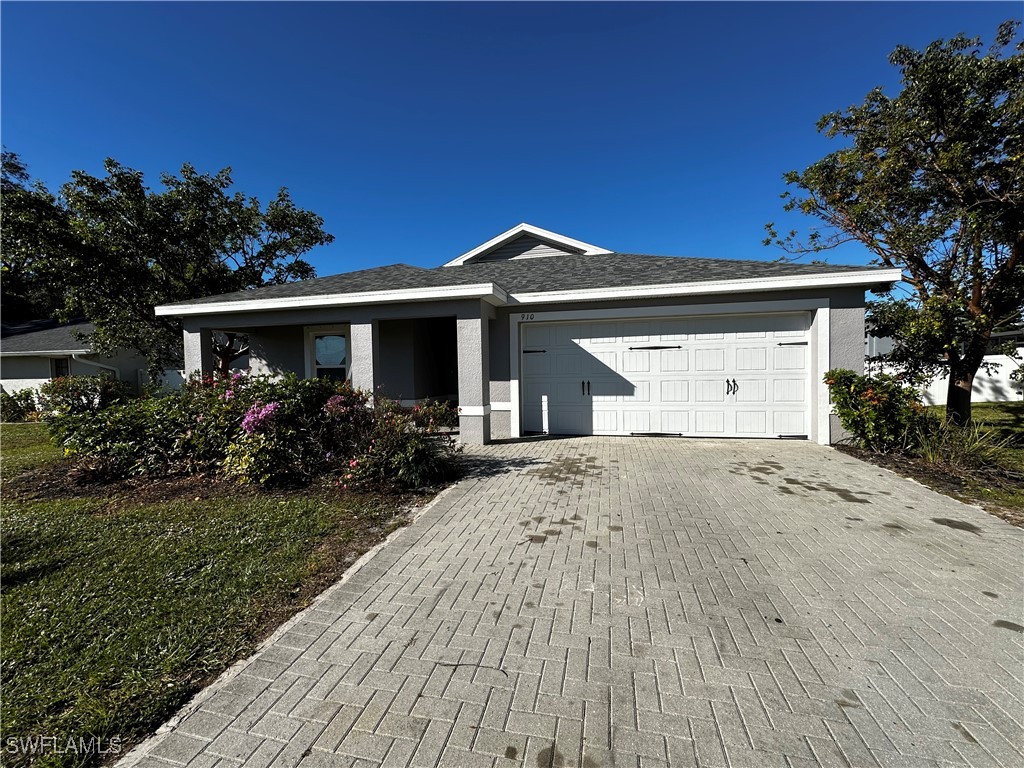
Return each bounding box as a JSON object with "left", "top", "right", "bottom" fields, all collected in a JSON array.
[
  {"left": 305, "top": 326, "right": 350, "bottom": 381},
  {"left": 314, "top": 335, "right": 347, "bottom": 380},
  {"left": 51, "top": 358, "right": 70, "bottom": 378}
]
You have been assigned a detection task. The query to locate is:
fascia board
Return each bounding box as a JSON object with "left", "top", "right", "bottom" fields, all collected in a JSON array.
[
  {"left": 155, "top": 283, "right": 509, "bottom": 317},
  {"left": 508, "top": 269, "right": 904, "bottom": 304}
]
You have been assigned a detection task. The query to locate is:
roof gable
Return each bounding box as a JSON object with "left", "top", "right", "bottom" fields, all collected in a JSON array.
[{"left": 443, "top": 223, "right": 613, "bottom": 267}]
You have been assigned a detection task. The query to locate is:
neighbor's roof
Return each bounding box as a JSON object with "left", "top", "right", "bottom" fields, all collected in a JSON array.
[{"left": 0, "top": 320, "right": 94, "bottom": 356}]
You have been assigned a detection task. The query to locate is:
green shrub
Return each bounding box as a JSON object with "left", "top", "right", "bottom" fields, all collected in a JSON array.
[
  {"left": 824, "top": 368, "right": 935, "bottom": 453},
  {"left": 0, "top": 388, "right": 37, "bottom": 422},
  {"left": 916, "top": 420, "right": 1014, "bottom": 471},
  {"left": 406, "top": 399, "right": 459, "bottom": 430},
  {"left": 37, "top": 375, "right": 133, "bottom": 418},
  {"left": 52, "top": 373, "right": 461, "bottom": 490}
]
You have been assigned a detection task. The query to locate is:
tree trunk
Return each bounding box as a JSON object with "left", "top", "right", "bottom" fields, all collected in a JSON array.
[{"left": 945, "top": 373, "right": 973, "bottom": 425}]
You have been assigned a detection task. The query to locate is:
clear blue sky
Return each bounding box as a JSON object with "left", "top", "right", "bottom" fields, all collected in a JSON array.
[{"left": 2, "top": 2, "right": 1017, "bottom": 275}]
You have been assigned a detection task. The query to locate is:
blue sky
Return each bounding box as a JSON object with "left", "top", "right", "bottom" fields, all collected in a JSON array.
[{"left": 2, "top": 2, "right": 1016, "bottom": 275}]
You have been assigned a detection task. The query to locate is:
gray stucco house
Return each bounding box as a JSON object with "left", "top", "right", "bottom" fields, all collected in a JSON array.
[
  {"left": 155, "top": 223, "right": 900, "bottom": 445},
  {"left": 0, "top": 320, "right": 149, "bottom": 394}
]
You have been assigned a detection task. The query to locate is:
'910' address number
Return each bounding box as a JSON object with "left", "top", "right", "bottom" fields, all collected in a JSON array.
[{"left": 520, "top": 313, "right": 535, "bottom": 320}]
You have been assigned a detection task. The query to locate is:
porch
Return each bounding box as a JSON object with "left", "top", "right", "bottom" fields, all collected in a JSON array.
[{"left": 180, "top": 301, "right": 495, "bottom": 444}]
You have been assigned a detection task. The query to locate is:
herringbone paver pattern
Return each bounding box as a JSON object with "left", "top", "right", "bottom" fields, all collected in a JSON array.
[{"left": 124, "top": 438, "right": 1024, "bottom": 768}]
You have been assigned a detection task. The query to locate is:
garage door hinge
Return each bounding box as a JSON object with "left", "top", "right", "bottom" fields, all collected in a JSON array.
[
  {"left": 777, "top": 434, "right": 809, "bottom": 440},
  {"left": 777, "top": 341, "right": 809, "bottom": 346},
  {"left": 628, "top": 345, "right": 683, "bottom": 351},
  {"left": 522, "top": 349, "right": 547, "bottom": 354}
]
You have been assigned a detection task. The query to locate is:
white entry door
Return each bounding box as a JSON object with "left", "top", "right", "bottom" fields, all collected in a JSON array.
[{"left": 520, "top": 313, "right": 811, "bottom": 438}]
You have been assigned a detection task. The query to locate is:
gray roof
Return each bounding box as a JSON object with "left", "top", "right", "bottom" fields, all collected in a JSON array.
[
  {"left": 169, "top": 253, "right": 891, "bottom": 308},
  {"left": 0, "top": 320, "right": 94, "bottom": 355}
]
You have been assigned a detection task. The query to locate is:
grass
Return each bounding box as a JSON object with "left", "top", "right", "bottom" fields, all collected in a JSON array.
[{"left": 0, "top": 424, "right": 416, "bottom": 767}]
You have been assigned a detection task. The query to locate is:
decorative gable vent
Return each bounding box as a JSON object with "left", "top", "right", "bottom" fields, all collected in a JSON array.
[{"left": 444, "top": 223, "right": 612, "bottom": 267}]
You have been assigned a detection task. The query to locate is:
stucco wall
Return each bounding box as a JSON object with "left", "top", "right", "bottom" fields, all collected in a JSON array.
[
  {"left": 246, "top": 326, "right": 306, "bottom": 377},
  {"left": 2, "top": 349, "right": 149, "bottom": 394}
]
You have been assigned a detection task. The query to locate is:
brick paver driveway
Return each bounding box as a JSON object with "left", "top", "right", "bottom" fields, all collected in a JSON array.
[{"left": 127, "top": 438, "right": 1024, "bottom": 768}]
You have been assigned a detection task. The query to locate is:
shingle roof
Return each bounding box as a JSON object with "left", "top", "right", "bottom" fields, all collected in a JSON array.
[
  {"left": 168, "top": 253, "right": 892, "bottom": 308},
  {"left": 0, "top": 320, "right": 94, "bottom": 355}
]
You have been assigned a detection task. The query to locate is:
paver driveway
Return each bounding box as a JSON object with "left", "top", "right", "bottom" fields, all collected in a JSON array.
[{"left": 126, "top": 438, "right": 1024, "bottom": 768}]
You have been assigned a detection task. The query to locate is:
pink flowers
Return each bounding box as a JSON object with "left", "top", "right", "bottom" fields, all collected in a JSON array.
[
  {"left": 349, "top": 459, "right": 359, "bottom": 468},
  {"left": 242, "top": 401, "right": 281, "bottom": 434}
]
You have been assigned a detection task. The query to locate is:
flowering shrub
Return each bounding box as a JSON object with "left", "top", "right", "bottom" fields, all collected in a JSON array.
[
  {"left": 0, "top": 388, "right": 38, "bottom": 422},
  {"left": 37, "top": 375, "right": 133, "bottom": 418},
  {"left": 51, "top": 373, "right": 462, "bottom": 489},
  {"left": 824, "top": 368, "right": 935, "bottom": 453},
  {"left": 406, "top": 400, "right": 459, "bottom": 431}
]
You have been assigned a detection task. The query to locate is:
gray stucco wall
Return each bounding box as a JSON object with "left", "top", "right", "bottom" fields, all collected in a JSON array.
[
  {"left": 2, "top": 349, "right": 149, "bottom": 393},
  {"left": 247, "top": 326, "right": 306, "bottom": 377}
]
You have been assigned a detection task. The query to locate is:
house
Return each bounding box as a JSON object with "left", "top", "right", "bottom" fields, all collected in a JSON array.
[
  {"left": 0, "top": 320, "right": 149, "bottom": 394},
  {"left": 867, "top": 331, "right": 1024, "bottom": 405},
  {"left": 155, "top": 223, "right": 901, "bottom": 445}
]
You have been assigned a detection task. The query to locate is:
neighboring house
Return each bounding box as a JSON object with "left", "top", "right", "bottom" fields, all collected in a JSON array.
[
  {"left": 867, "top": 331, "right": 1024, "bottom": 405},
  {"left": 0, "top": 320, "right": 149, "bottom": 393},
  {"left": 155, "top": 223, "right": 900, "bottom": 445}
]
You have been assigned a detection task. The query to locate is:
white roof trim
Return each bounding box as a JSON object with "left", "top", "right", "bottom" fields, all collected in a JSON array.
[
  {"left": 154, "top": 268, "right": 900, "bottom": 318},
  {"left": 442, "top": 223, "right": 613, "bottom": 267},
  {"left": 155, "top": 283, "right": 509, "bottom": 317},
  {"left": 508, "top": 269, "right": 904, "bottom": 304},
  {"left": 0, "top": 349, "right": 91, "bottom": 357}
]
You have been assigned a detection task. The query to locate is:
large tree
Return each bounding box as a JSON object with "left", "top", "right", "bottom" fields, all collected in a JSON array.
[
  {"left": 19, "top": 158, "right": 333, "bottom": 376},
  {"left": 0, "top": 151, "right": 71, "bottom": 323},
  {"left": 765, "top": 21, "right": 1024, "bottom": 423}
]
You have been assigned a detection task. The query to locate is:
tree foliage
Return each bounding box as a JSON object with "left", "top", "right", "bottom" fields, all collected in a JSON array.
[
  {"left": 1, "top": 153, "right": 333, "bottom": 376},
  {"left": 766, "top": 21, "right": 1024, "bottom": 423},
  {"left": 0, "top": 151, "right": 71, "bottom": 322}
]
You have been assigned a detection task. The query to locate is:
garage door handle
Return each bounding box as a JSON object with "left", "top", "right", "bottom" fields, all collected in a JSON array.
[
  {"left": 587, "top": 380, "right": 591, "bottom": 396},
  {"left": 582, "top": 380, "right": 585, "bottom": 396},
  {"left": 725, "top": 379, "right": 733, "bottom": 395},
  {"left": 731, "top": 378, "right": 738, "bottom": 395}
]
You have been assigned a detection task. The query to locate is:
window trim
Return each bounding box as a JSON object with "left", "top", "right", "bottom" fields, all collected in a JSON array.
[
  {"left": 50, "top": 357, "right": 70, "bottom": 378},
  {"left": 303, "top": 325, "right": 350, "bottom": 381}
]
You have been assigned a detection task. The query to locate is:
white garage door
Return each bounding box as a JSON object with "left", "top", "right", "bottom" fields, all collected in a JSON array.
[{"left": 520, "top": 313, "right": 811, "bottom": 438}]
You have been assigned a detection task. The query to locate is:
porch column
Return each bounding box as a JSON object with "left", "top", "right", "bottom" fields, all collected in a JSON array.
[
  {"left": 349, "top": 320, "right": 380, "bottom": 395},
  {"left": 182, "top": 325, "right": 214, "bottom": 378},
  {"left": 456, "top": 307, "right": 491, "bottom": 445}
]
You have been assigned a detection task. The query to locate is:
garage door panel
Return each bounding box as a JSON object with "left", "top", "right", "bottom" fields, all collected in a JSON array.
[
  {"left": 736, "top": 347, "right": 767, "bottom": 371},
  {"left": 695, "top": 349, "right": 725, "bottom": 371},
  {"left": 774, "top": 379, "right": 805, "bottom": 402},
  {"left": 734, "top": 379, "right": 767, "bottom": 403},
  {"left": 521, "top": 313, "right": 811, "bottom": 438},
  {"left": 695, "top": 411, "right": 726, "bottom": 433},
  {"left": 694, "top": 380, "right": 726, "bottom": 402},
  {"left": 661, "top": 411, "right": 689, "bottom": 433},
  {"left": 588, "top": 350, "right": 617, "bottom": 374},
  {"left": 623, "top": 411, "right": 651, "bottom": 433},
  {"left": 774, "top": 347, "right": 807, "bottom": 370},
  {"left": 736, "top": 411, "right": 768, "bottom": 434},
  {"left": 524, "top": 325, "right": 550, "bottom": 346},
  {"left": 621, "top": 351, "right": 650, "bottom": 372},
  {"left": 661, "top": 380, "right": 689, "bottom": 402},
  {"left": 774, "top": 411, "right": 806, "bottom": 435},
  {"left": 555, "top": 351, "right": 582, "bottom": 375},
  {"left": 660, "top": 349, "right": 688, "bottom": 372},
  {"left": 522, "top": 353, "right": 550, "bottom": 375},
  {"left": 555, "top": 381, "right": 581, "bottom": 404},
  {"left": 622, "top": 381, "right": 650, "bottom": 402}
]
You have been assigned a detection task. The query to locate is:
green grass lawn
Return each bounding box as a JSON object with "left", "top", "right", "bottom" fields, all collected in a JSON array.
[
  {"left": 0, "top": 424, "right": 414, "bottom": 767},
  {"left": 925, "top": 400, "right": 1024, "bottom": 514}
]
